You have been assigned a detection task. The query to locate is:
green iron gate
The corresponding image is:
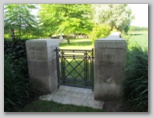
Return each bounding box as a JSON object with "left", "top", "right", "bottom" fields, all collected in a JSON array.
[{"left": 55, "top": 48, "right": 94, "bottom": 90}]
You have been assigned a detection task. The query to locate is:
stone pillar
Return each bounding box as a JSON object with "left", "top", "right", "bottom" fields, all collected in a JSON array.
[
  {"left": 26, "top": 39, "right": 59, "bottom": 93},
  {"left": 94, "top": 33, "right": 126, "bottom": 100}
]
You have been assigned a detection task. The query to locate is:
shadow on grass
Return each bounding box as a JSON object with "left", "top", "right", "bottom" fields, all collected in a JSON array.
[
  {"left": 60, "top": 41, "right": 92, "bottom": 47},
  {"left": 22, "top": 100, "right": 103, "bottom": 112}
]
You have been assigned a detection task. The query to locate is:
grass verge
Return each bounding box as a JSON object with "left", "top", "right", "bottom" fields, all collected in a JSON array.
[{"left": 22, "top": 100, "right": 103, "bottom": 112}]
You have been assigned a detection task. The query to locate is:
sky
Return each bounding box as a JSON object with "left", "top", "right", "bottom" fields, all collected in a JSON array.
[{"left": 128, "top": 4, "right": 148, "bottom": 27}]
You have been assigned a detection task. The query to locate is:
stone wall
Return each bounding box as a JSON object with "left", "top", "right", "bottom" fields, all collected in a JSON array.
[
  {"left": 94, "top": 33, "right": 126, "bottom": 100},
  {"left": 26, "top": 39, "right": 59, "bottom": 93}
]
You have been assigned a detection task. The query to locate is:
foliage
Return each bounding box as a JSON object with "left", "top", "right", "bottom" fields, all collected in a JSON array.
[
  {"left": 4, "top": 4, "right": 135, "bottom": 39},
  {"left": 38, "top": 4, "right": 94, "bottom": 37},
  {"left": 92, "top": 4, "right": 134, "bottom": 33},
  {"left": 4, "top": 4, "right": 37, "bottom": 40},
  {"left": 89, "top": 24, "right": 111, "bottom": 44},
  {"left": 123, "top": 45, "right": 148, "bottom": 112},
  {"left": 4, "top": 40, "right": 40, "bottom": 112},
  {"left": 4, "top": 40, "right": 28, "bottom": 75}
]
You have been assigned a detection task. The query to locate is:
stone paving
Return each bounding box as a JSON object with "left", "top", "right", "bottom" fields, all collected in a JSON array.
[{"left": 39, "top": 85, "right": 104, "bottom": 109}]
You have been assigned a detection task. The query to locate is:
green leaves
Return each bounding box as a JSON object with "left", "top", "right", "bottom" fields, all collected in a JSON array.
[
  {"left": 89, "top": 24, "right": 111, "bottom": 44},
  {"left": 123, "top": 46, "right": 148, "bottom": 112},
  {"left": 92, "top": 4, "right": 134, "bottom": 33},
  {"left": 4, "top": 4, "right": 37, "bottom": 40},
  {"left": 38, "top": 4, "right": 94, "bottom": 36},
  {"left": 4, "top": 40, "right": 40, "bottom": 112}
]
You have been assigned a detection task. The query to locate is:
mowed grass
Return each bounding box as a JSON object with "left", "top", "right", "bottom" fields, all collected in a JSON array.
[
  {"left": 59, "top": 38, "right": 93, "bottom": 49},
  {"left": 59, "top": 30, "right": 148, "bottom": 50},
  {"left": 22, "top": 100, "right": 103, "bottom": 112}
]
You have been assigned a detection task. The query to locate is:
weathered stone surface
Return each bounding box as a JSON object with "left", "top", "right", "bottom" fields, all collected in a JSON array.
[
  {"left": 39, "top": 85, "right": 104, "bottom": 109},
  {"left": 26, "top": 39, "right": 59, "bottom": 93},
  {"left": 94, "top": 34, "right": 126, "bottom": 101}
]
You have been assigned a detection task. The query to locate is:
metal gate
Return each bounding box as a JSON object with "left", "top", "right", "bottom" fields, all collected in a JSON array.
[{"left": 55, "top": 48, "right": 94, "bottom": 90}]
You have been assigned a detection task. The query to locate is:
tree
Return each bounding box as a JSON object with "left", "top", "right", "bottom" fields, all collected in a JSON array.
[
  {"left": 4, "top": 4, "right": 37, "bottom": 40},
  {"left": 92, "top": 4, "right": 134, "bottom": 33},
  {"left": 38, "top": 4, "right": 94, "bottom": 37},
  {"left": 90, "top": 24, "right": 111, "bottom": 44}
]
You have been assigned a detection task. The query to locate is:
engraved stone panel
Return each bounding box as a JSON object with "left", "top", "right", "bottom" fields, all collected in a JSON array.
[
  {"left": 26, "top": 39, "right": 59, "bottom": 93},
  {"left": 94, "top": 34, "right": 126, "bottom": 100}
]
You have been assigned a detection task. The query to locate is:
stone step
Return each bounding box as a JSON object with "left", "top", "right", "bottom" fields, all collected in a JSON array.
[
  {"left": 51, "top": 86, "right": 94, "bottom": 100},
  {"left": 39, "top": 85, "right": 104, "bottom": 110}
]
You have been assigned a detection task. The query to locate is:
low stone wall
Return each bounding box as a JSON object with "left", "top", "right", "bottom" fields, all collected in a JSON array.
[
  {"left": 94, "top": 33, "right": 126, "bottom": 100},
  {"left": 26, "top": 39, "right": 59, "bottom": 93}
]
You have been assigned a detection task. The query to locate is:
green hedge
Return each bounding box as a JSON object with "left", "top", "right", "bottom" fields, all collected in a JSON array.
[
  {"left": 4, "top": 39, "right": 39, "bottom": 112},
  {"left": 123, "top": 46, "right": 148, "bottom": 112},
  {"left": 4, "top": 40, "right": 28, "bottom": 78}
]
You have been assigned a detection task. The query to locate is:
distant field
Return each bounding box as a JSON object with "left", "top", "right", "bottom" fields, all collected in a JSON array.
[{"left": 127, "top": 30, "right": 148, "bottom": 50}]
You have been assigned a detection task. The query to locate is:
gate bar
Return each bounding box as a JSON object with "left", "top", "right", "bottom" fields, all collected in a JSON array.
[{"left": 55, "top": 47, "right": 60, "bottom": 88}]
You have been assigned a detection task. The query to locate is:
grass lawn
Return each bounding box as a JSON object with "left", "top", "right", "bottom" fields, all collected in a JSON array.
[
  {"left": 22, "top": 100, "right": 103, "bottom": 112},
  {"left": 59, "top": 38, "right": 93, "bottom": 49},
  {"left": 59, "top": 30, "right": 148, "bottom": 50}
]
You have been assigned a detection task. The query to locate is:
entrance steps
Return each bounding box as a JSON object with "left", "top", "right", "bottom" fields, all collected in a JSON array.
[{"left": 39, "top": 85, "right": 104, "bottom": 110}]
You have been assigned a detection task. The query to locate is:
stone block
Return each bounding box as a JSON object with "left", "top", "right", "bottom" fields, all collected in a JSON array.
[
  {"left": 94, "top": 34, "right": 126, "bottom": 100},
  {"left": 26, "top": 39, "right": 59, "bottom": 93}
]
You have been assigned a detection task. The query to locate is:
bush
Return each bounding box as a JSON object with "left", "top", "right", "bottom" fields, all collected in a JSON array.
[
  {"left": 123, "top": 45, "right": 148, "bottom": 112},
  {"left": 5, "top": 56, "right": 30, "bottom": 111},
  {"left": 89, "top": 24, "right": 111, "bottom": 44},
  {"left": 4, "top": 40, "right": 28, "bottom": 78},
  {"left": 4, "top": 39, "right": 40, "bottom": 112}
]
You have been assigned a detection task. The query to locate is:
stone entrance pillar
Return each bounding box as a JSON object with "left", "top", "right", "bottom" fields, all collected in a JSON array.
[
  {"left": 94, "top": 33, "right": 126, "bottom": 100},
  {"left": 26, "top": 39, "right": 59, "bottom": 93}
]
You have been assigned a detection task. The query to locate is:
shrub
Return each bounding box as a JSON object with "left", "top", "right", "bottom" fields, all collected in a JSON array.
[
  {"left": 4, "top": 39, "right": 40, "bottom": 112},
  {"left": 123, "top": 45, "right": 148, "bottom": 112},
  {"left": 4, "top": 40, "right": 28, "bottom": 78},
  {"left": 5, "top": 56, "right": 30, "bottom": 111},
  {"left": 89, "top": 24, "right": 111, "bottom": 44}
]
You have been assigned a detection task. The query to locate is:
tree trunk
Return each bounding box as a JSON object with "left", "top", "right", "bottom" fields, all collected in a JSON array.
[
  {"left": 67, "top": 39, "right": 70, "bottom": 44},
  {"left": 11, "top": 28, "right": 16, "bottom": 40}
]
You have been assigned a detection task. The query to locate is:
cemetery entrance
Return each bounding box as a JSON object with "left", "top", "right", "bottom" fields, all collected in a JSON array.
[{"left": 55, "top": 48, "right": 94, "bottom": 90}]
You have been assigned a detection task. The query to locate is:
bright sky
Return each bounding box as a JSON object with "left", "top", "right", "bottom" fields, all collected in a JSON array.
[{"left": 128, "top": 4, "right": 148, "bottom": 27}]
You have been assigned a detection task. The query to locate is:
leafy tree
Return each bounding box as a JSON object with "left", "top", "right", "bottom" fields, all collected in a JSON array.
[
  {"left": 89, "top": 24, "right": 111, "bottom": 44},
  {"left": 4, "top": 4, "right": 37, "bottom": 40},
  {"left": 92, "top": 4, "right": 134, "bottom": 33},
  {"left": 38, "top": 4, "right": 94, "bottom": 37}
]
